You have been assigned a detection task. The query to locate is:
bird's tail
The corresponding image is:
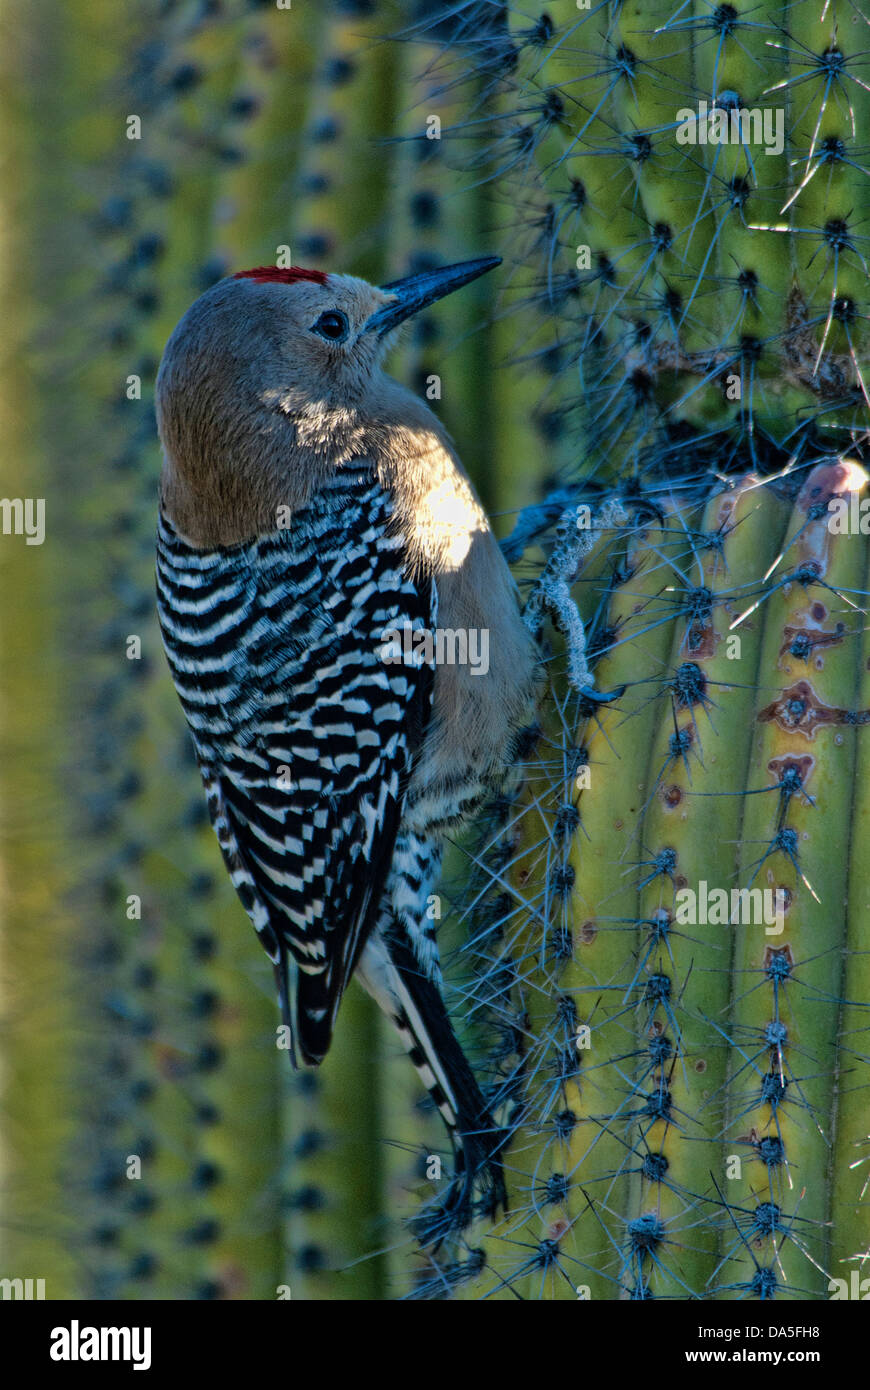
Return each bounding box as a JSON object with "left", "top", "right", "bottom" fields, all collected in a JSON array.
[
  {"left": 273, "top": 944, "right": 300, "bottom": 1069},
  {"left": 356, "top": 925, "right": 507, "bottom": 1248}
]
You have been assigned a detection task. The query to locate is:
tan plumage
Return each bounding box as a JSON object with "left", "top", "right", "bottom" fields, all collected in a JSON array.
[{"left": 157, "top": 268, "right": 538, "bottom": 828}]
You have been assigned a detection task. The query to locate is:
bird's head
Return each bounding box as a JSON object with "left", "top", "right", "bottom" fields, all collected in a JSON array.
[{"left": 156, "top": 257, "right": 500, "bottom": 545}]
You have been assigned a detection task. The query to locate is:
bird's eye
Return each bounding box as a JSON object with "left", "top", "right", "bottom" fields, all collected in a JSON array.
[{"left": 311, "top": 310, "right": 349, "bottom": 342}]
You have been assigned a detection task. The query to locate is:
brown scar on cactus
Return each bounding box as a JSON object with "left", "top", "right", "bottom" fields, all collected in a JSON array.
[
  {"left": 796, "top": 460, "right": 869, "bottom": 514},
  {"left": 778, "top": 622, "right": 846, "bottom": 663},
  {"left": 768, "top": 753, "right": 815, "bottom": 787},
  {"left": 757, "top": 680, "right": 870, "bottom": 735},
  {"left": 684, "top": 600, "right": 718, "bottom": 658},
  {"left": 783, "top": 288, "right": 863, "bottom": 399},
  {"left": 763, "top": 945, "right": 795, "bottom": 973}
]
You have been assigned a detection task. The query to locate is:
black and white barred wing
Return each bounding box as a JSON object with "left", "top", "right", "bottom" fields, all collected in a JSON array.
[{"left": 156, "top": 467, "right": 435, "bottom": 1064}]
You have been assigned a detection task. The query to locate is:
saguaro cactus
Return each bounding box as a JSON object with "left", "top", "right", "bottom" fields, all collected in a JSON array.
[
  {"left": 435, "top": 0, "right": 870, "bottom": 1300},
  {"left": 3, "top": 0, "right": 868, "bottom": 1304}
]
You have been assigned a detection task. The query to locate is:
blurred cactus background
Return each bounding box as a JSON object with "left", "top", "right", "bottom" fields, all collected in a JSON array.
[{"left": 1, "top": 0, "right": 868, "bottom": 1301}]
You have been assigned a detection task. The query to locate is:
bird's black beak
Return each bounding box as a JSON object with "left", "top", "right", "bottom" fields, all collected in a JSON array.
[{"left": 363, "top": 256, "right": 501, "bottom": 337}]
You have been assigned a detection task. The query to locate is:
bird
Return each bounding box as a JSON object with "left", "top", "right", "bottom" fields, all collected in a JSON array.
[{"left": 154, "top": 258, "right": 539, "bottom": 1236}]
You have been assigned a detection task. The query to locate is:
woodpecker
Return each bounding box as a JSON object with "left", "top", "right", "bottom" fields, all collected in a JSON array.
[{"left": 155, "top": 258, "right": 538, "bottom": 1235}]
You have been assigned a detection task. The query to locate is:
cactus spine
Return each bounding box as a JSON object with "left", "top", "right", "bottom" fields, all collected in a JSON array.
[{"left": 439, "top": 0, "right": 870, "bottom": 1301}]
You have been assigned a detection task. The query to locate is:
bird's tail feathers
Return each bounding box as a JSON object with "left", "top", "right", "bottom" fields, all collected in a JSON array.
[
  {"left": 273, "top": 947, "right": 300, "bottom": 1069},
  {"left": 357, "top": 926, "right": 507, "bottom": 1248}
]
